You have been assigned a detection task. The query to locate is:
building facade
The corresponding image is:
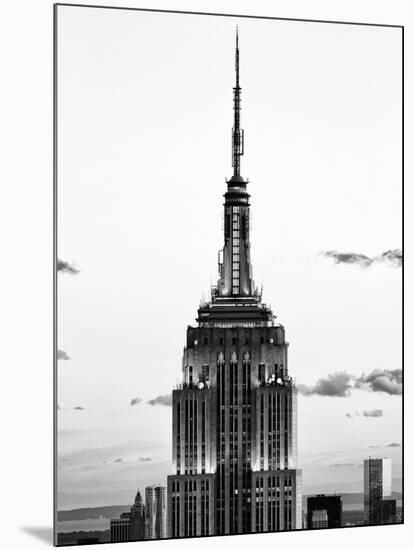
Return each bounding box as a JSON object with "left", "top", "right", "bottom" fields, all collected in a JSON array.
[
  {"left": 307, "top": 495, "right": 342, "bottom": 529},
  {"left": 110, "top": 512, "right": 131, "bottom": 543},
  {"left": 363, "top": 458, "right": 393, "bottom": 525},
  {"left": 167, "top": 31, "right": 302, "bottom": 538},
  {"left": 129, "top": 490, "right": 146, "bottom": 540},
  {"left": 110, "top": 489, "right": 146, "bottom": 542},
  {"left": 145, "top": 485, "right": 167, "bottom": 539},
  {"left": 376, "top": 499, "right": 397, "bottom": 525}
]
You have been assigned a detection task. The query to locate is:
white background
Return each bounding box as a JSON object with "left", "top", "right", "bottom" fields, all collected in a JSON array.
[{"left": 0, "top": 0, "right": 411, "bottom": 549}]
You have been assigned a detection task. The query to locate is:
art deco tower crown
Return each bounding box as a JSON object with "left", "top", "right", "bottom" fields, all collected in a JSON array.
[
  {"left": 197, "top": 30, "right": 274, "bottom": 328},
  {"left": 216, "top": 28, "right": 256, "bottom": 300}
]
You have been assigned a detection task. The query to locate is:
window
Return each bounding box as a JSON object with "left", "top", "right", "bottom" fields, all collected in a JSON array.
[
  {"left": 202, "top": 364, "right": 209, "bottom": 382},
  {"left": 258, "top": 364, "right": 266, "bottom": 384}
]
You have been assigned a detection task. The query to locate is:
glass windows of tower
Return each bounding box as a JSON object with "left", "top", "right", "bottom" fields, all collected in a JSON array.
[{"left": 232, "top": 206, "right": 240, "bottom": 294}]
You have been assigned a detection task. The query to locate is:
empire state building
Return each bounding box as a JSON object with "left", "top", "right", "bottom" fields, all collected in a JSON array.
[{"left": 167, "top": 31, "right": 302, "bottom": 537}]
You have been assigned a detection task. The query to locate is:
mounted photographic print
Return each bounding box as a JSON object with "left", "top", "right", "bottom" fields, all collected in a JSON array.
[{"left": 54, "top": 4, "right": 403, "bottom": 546}]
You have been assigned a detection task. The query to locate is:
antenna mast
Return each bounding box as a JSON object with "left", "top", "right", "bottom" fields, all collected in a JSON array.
[{"left": 232, "top": 27, "right": 244, "bottom": 177}]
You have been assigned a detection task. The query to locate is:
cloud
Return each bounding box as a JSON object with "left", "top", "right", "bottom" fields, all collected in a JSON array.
[
  {"left": 139, "top": 457, "right": 152, "bottom": 462},
  {"left": 321, "top": 251, "right": 373, "bottom": 267},
  {"left": 57, "top": 349, "right": 70, "bottom": 360},
  {"left": 147, "top": 394, "right": 172, "bottom": 407},
  {"left": 73, "top": 406, "right": 86, "bottom": 410},
  {"left": 298, "top": 369, "right": 402, "bottom": 398},
  {"left": 356, "top": 369, "right": 402, "bottom": 395},
  {"left": 376, "top": 249, "right": 402, "bottom": 268},
  {"left": 330, "top": 463, "right": 355, "bottom": 468},
  {"left": 130, "top": 397, "right": 142, "bottom": 406},
  {"left": 362, "top": 409, "right": 383, "bottom": 418},
  {"left": 320, "top": 248, "right": 402, "bottom": 268},
  {"left": 57, "top": 258, "right": 80, "bottom": 274},
  {"left": 114, "top": 458, "right": 123, "bottom": 463},
  {"left": 297, "top": 372, "right": 353, "bottom": 397},
  {"left": 349, "top": 409, "right": 383, "bottom": 418},
  {"left": 369, "top": 442, "right": 401, "bottom": 449}
]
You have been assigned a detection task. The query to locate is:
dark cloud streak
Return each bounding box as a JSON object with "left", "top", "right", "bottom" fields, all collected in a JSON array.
[
  {"left": 130, "top": 397, "right": 142, "bottom": 406},
  {"left": 320, "top": 248, "right": 402, "bottom": 268},
  {"left": 362, "top": 409, "right": 383, "bottom": 418},
  {"left": 297, "top": 372, "right": 353, "bottom": 397},
  {"left": 356, "top": 369, "right": 402, "bottom": 395},
  {"left": 57, "top": 259, "right": 80, "bottom": 275},
  {"left": 58, "top": 349, "right": 70, "bottom": 360},
  {"left": 299, "top": 369, "right": 402, "bottom": 398},
  {"left": 147, "top": 394, "right": 172, "bottom": 407}
]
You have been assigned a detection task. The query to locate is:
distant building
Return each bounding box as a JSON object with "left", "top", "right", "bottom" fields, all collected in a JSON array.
[
  {"left": 110, "top": 512, "right": 131, "bottom": 542},
  {"left": 364, "top": 458, "right": 393, "bottom": 525},
  {"left": 110, "top": 489, "right": 146, "bottom": 542},
  {"left": 376, "top": 499, "right": 397, "bottom": 525},
  {"left": 130, "top": 490, "right": 146, "bottom": 540},
  {"left": 307, "top": 495, "right": 342, "bottom": 529},
  {"left": 145, "top": 485, "right": 167, "bottom": 539}
]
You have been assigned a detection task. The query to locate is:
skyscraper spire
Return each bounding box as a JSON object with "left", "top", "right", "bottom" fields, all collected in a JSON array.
[
  {"left": 232, "top": 26, "right": 244, "bottom": 178},
  {"left": 198, "top": 29, "right": 274, "bottom": 322},
  {"left": 213, "top": 26, "right": 257, "bottom": 301}
]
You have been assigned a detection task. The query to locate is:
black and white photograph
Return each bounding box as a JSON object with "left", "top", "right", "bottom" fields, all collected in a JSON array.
[{"left": 54, "top": 3, "right": 403, "bottom": 546}]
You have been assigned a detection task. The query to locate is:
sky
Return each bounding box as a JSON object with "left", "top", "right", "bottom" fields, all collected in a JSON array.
[{"left": 56, "top": 6, "right": 402, "bottom": 510}]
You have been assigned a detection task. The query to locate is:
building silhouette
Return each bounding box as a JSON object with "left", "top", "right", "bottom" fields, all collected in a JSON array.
[
  {"left": 110, "top": 489, "right": 145, "bottom": 542},
  {"left": 167, "top": 30, "right": 302, "bottom": 538},
  {"left": 307, "top": 495, "right": 342, "bottom": 529},
  {"left": 376, "top": 499, "right": 397, "bottom": 525},
  {"left": 145, "top": 485, "right": 167, "bottom": 539},
  {"left": 364, "top": 458, "right": 394, "bottom": 525},
  {"left": 130, "top": 490, "right": 146, "bottom": 540},
  {"left": 110, "top": 512, "right": 131, "bottom": 543}
]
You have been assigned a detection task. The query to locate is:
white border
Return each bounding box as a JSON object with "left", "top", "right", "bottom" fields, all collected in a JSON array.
[{"left": 0, "top": 1, "right": 411, "bottom": 549}]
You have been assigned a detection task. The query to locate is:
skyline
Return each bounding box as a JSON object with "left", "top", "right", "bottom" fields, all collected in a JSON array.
[{"left": 56, "top": 6, "right": 402, "bottom": 512}]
